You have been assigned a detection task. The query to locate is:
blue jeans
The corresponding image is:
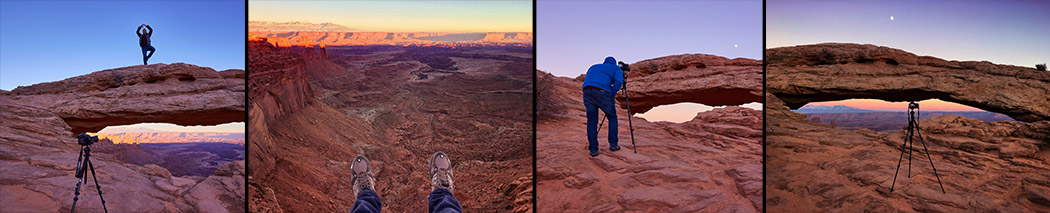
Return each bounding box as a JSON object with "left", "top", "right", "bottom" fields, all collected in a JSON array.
[
  {"left": 583, "top": 89, "right": 618, "bottom": 155},
  {"left": 427, "top": 188, "right": 462, "bottom": 213},
  {"left": 351, "top": 189, "right": 383, "bottom": 213},
  {"left": 141, "top": 45, "right": 155, "bottom": 65},
  {"left": 351, "top": 189, "right": 462, "bottom": 213}
]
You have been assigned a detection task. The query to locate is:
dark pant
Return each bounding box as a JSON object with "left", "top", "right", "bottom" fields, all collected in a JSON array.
[
  {"left": 141, "top": 45, "right": 155, "bottom": 65},
  {"left": 583, "top": 89, "right": 618, "bottom": 155},
  {"left": 351, "top": 188, "right": 462, "bottom": 213},
  {"left": 427, "top": 188, "right": 462, "bottom": 213},
  {"left": 352, "top": 189, "right": 383, "bottom": 213}
]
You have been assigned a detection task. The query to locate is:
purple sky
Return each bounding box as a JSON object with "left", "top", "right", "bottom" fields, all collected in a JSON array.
[
  {"left": 768, "top": 0, "right": 1050, "bottom": 67},
  {"left": 538, "top": 0, "right": 762, "bottom": 77}
]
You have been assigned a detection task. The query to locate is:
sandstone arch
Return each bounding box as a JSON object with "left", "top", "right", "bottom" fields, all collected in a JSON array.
[
  {"left": 767, "top": 43, "right": 1050, "bottom": 122},
  {"left": 614, "top": 54, "right": 763, "bottom": 114},
  {"left": 7, "top": 63, "right": 245, "bottom": 134}
]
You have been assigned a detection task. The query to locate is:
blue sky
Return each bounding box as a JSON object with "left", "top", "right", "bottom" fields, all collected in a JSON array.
[
  {"left": 1, "top": 0, "right": 245, "bottom": 133},
  {"left": 1, "top": 0, "right": 246, "bottom": 91},
  {"left": 537, "top": 0, "right": 762, "bottom": 77},
  {"left": 768, "top": 0, "right": 1050, "bottom": 67}
]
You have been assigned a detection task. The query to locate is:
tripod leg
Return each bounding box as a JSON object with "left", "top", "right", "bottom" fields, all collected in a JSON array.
[
  {"left": 87, "top": 159, "right": 108, "bottom": 212},
  {"left": 597, "top": 114, "right": 605, "bottom": 133},
  {"left": 915, "top": 123, "right": 946, "bottom": 194},
  {"left": 890, "top": 129, "right": 908, "bottom": 192},
  {"left": 908, "top": 120, "right": 913, "bottom": 177},
  {"left": 622, "top": 88, "right": 636, "bottom": 153},
  {"left": 71, "top": 158, "right": 86, "bottom": 213}
]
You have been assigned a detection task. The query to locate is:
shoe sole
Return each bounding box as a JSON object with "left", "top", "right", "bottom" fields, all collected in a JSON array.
[
  {"left": 430, "top": 151, "right": 451, "bottom": 178},
  {"left": 351, "top": 155, "right": 371, "bottom": 178}
]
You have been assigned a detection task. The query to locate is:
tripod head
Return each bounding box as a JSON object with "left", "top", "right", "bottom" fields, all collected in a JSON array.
[{"left": 908, "top": 101, "right": 919, "bottom": 110}]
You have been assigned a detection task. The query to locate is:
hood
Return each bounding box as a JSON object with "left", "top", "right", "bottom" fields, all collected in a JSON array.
[{"left": 604, "top": 56, "right": 617, "bottom": 65}]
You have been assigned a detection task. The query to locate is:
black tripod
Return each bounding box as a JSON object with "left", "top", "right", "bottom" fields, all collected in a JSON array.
[
  {"left": 597, "top": 61, "right": 637, "bottom": 153},
  {"left": 71, "top": 144, "right": 108, "bottom": 213},
  {"left": 890, "top": 101, "right": 945, "bottom": 193}
]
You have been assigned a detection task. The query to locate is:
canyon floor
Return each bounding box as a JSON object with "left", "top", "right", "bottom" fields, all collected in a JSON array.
[{"left": 248, "top": 39, "right": 533, "bottom": 212}]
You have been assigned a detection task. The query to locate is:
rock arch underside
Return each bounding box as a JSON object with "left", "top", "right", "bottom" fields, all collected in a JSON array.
[
  {"left": 765, "top": 43, "right": 1050, "bottom": 212},
  {"left": 0, "top": 63, "right": 245, "bottom": 212},
  {"left": 538, "top": 53, "right": 764, "bottom": 212}
]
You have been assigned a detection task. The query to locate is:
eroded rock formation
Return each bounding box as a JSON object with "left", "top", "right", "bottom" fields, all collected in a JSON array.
[
  {"left": 615, "top": 54, "right": 763, "bottom": 114},
  {"left": 7, "top": 63, "right": 245, "bottom": 134},
  {"left": 766, "top": 43, "right": 1050, "bottom": 212},
  {"left": 0, "top": 63, "right": 245, "bottom": 212},
  {"left": 537, "top": 51, "right": 764, "bottom": 212},
  {"left": 767, "top": 43, "right": 1050, "bottom": 122}
]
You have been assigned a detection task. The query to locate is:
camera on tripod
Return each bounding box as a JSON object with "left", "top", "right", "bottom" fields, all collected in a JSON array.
[
  {"left": 908, "top": 102, "right": 919, "bottom": 110},
  {"left": 618, "top": 61, "right": 631, "bottom": 72},
  {"left": 77, "top": 133, "right": 98, "bottom": 146}
]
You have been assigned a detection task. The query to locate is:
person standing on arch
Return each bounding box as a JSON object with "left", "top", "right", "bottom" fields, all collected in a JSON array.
[{"left": 137, "top": 24, "right": 155, "bottom": 65}]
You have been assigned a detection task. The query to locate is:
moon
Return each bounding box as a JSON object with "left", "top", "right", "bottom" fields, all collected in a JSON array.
[
  {"left": 734, "top": 44, "right": 738, "bottom": 48},
  {"left": 890, "top": 16, "right": 894, "bottom": 20}
]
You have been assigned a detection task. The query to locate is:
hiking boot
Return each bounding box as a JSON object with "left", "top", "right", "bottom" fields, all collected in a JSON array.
[
  {"left": 590, "top": 152, "right": 599, "bottom": 157},
  {"left": 350, "top": 155, "right": 375, "bottom": 196},
  {"left": 430, "top": 152, "right": 454, "bottom": 192},
  {"left": 610, "top": 145, "right": 621, "bottom": 151}
]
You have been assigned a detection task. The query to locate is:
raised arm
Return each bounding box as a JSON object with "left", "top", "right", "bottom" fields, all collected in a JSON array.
[
  {"left": 145, "top": 25, "right": 153, "bottom": 35},
  {"left": 137, "top": 25, "right": 143, "bottom": 36}
]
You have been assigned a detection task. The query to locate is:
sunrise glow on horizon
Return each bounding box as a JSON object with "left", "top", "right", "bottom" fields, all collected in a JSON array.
[
  {"left": 634, "top": 102, "right": 763, "bottom": 123},
  {"left": 807, "top": 99, "right": 982, "bottom": 112},
  {"left": 249, "top": 1, "right": 531, "bottom": 32}
]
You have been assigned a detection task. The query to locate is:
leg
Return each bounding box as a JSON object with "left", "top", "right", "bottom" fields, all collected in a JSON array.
[
  {"left": 597, "top": 92, "right": 619, "bottom": 149},
  {"left": 142, "top": 46, "right": 155, "bottom": 65},
  {"left": 583, "top": 90, "right": 600, "bottom": 156},
  {"left": 427, "top": 188, "right": 463, "bottom": 213},
  {"left": 351, "top": 189, "right": 383, "bottom": 213}
]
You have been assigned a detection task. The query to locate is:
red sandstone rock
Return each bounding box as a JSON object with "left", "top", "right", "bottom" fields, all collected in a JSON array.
[
  {"left": 767, "top": 43, "right": 1050, "bottom": 122},
  {"left": 615, "top": 54, "right": 763, "bottom": 114}
]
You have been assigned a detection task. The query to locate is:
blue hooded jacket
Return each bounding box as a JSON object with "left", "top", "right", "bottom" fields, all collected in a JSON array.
[{"left": 582, "top": 56, "right": 625, "bottom": 96}]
